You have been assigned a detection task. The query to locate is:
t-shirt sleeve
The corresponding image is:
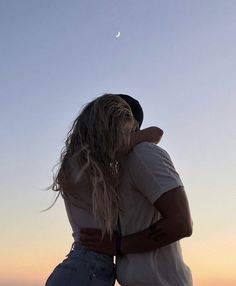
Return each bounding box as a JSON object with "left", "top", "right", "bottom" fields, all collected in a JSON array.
[{"left": 128, "top": 142, "right": 184, "bottom": 204}]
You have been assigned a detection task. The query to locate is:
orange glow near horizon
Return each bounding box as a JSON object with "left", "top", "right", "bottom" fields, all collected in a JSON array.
[
  {"left": 1, "top": 197, "right": 235, "bottom": 286},
  {"left": 0, "top": 239, "right": 235, "bottom": 286}
]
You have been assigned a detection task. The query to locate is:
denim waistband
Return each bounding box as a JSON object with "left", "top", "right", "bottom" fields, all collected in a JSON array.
[{"left": 67, "top": 241, "right": 114, "bottom": 266}]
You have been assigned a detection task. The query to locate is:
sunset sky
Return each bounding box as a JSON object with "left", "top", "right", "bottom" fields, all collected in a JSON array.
[{"left": 0, "top": 1, "right": 235, "bottom": 286}]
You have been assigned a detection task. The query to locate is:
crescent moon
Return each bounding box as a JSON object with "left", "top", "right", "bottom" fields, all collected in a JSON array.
[{"left": 116, "top": 31, "right": 121, "bottom": 38}]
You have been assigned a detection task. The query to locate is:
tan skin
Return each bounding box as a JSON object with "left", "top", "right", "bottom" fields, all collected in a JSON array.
[
  {"left": 79, "top": 186, "right": 192, "bottom": 255},
  {"left": 130, "top": 126, "right": 163, "bottom": 147},
  {"left": 79, "top": 126, "right": 192, "bottom": 255}
]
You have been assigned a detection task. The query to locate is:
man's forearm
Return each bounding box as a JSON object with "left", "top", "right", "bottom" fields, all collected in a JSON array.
[
  {"left": 79, "top": 188, "right": 192, "bottom": 256},
  {"left": 120, "top": 216, "right": 192, "bottom": 254}
]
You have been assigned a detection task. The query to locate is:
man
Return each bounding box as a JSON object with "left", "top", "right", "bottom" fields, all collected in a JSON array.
[{"left": 80, "top": 94, "right": 193, "bottom": 286}]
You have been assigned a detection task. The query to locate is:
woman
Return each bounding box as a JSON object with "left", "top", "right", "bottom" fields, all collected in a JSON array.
[{"left": 45, "top": 94, "right": 163, "bottom": 286}]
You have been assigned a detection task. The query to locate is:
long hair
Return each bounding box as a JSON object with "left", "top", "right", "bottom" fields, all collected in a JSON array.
[{"left": 51, "top": 94, "right": 137, "bottom": 236}]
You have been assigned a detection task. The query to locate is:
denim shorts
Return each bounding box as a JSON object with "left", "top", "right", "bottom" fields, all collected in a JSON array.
[{"left": 45, "top": 242, "right": 115, "bottom": 286}]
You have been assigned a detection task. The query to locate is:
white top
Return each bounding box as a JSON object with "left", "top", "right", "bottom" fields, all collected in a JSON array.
[
  {"left": 116, "top": 142, "right": 193, "bottom": 286},
  {"left": 63, "top": 174, "right": 100, "bottom": 242},
  {"left": 64, "top": 199, "right": 100, "bottom": 242}
]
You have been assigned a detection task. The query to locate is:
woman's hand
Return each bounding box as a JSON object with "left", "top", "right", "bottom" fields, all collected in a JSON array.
[
  {"left": 130, "top": 126, "right": 164, "bottom": 149},
  {"left": 79, "top": 228, "right": 116, "bottom": 255}
]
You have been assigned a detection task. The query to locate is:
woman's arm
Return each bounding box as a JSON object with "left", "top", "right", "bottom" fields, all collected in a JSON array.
[
  {"left": 79, "top": 186, "right": 192, "bottom": 255},
  {"left": 130, "top": 126, "right": 163, "bottom": 148}
]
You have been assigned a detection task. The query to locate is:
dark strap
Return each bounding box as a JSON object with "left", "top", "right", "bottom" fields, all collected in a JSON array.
[{"left": 117, "top": 215, "right": 122, "bottom": 237}]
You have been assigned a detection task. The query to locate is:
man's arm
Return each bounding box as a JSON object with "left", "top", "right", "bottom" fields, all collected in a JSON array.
[
  {"left": 79, "top": 186, "right": 192, "bottom": 255},
  {"left": 120, "top": 186, "right": 192, "bottom": 254}
]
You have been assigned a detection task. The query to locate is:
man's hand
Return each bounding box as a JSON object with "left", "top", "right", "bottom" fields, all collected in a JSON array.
[{"left": 79, "top": 228, "right": 116, "bottom": 255}]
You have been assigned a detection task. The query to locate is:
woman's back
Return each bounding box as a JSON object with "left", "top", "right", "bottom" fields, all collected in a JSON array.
[{"left": 62, "top": 174, "right": 101, "bottom": 242}]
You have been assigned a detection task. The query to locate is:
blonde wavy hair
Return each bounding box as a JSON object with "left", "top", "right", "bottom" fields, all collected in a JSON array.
[{"left": 51, "top": 94, "right": 137, "bottom": 236}]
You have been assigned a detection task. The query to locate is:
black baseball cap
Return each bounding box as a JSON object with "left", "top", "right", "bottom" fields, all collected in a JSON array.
[{"left": 116, "top": 94, "right": 144, "bottom": 129}]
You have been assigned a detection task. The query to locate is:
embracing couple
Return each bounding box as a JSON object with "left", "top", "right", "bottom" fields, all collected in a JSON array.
[{"left": 45, "top": 94, "right": 193, "bottom": 286}]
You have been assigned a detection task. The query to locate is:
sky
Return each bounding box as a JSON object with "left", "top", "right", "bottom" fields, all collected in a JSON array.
[{"left": 0, "top": 0, "right": 236, "bottom": 285}]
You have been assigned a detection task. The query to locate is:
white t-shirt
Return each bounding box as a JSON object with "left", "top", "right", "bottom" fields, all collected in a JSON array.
[{"left": 116, "top": 142, "right": 192, "bottom": 286}]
